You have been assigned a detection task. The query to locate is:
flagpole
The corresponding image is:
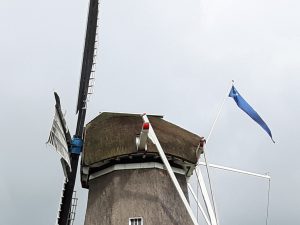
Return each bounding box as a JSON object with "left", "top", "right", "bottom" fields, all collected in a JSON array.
[
  {"left": 195, "top": 81, "right": 234, "bottom": 225},
  {"left": 206, "top": 80, "right": 234, "bottom": 144}
]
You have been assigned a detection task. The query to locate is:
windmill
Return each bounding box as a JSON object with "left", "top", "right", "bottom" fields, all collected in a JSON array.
[
  {"left": 46, "top": 1, "right": 272, "bottom": 225},
  {"left": 47, "top": 0, "right": 208, "bottom": 224},
  {"left": 46, "top": 0, "right": 208, "bottom": 221},
  {"left": 48, "top": 0, "right": 214, "bottom": 225},
  {"left": 47, "top": 0, "right": 99, "bottom": 225}
]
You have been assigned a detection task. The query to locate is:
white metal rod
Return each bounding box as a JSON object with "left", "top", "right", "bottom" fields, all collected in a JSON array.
[
  {"left": 197, "top": 162, "right": 271, "bottom": 180},
  {"left": 195, "top": 168, "right": 218, "bottom": 225},
  {"left": 206, "top": 81, "right": 233, "bottom": 144},
  {"left": 195, "top": 82, "right": 233, "bottom": 224},
  {"left": 143, "top": 115, "right": 199, "bottom": 225},
  {"left": 188, "top": 183, "right": 212, "bottom": 225}
]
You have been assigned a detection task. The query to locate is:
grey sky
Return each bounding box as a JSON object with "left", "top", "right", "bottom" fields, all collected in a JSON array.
[{"left": 0, "top": 0, "right": 300, "bottom": 224}]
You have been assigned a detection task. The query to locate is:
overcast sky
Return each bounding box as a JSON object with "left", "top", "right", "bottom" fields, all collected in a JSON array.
[{"left": 1, "top": 0, "right": 300, "bottom": 224}]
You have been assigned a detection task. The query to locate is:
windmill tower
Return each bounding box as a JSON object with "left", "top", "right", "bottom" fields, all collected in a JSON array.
[{"left": 81, "top": 112, "right": 205, "bottom": 225}]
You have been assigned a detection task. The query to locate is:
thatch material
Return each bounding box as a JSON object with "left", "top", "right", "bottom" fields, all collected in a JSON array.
[
  {"left": 82, "top": 112, "right": 202, "bottom": 166},
  {"left": 84, "top": 169, "right": 193, "bottom": 225}
]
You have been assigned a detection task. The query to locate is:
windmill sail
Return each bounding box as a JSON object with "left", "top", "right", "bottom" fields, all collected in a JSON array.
[
  {"left": 56, "top": 1, "right": 100, "bottom": 225},
  {"left": 47, "top": 109, "right": 71, "bottom": 169},
  {"left": 75, "top": 0, "right": 99, "bottom": 137},
  {"left": 76, "top": 0, "right": 99, "bottom": 112}
]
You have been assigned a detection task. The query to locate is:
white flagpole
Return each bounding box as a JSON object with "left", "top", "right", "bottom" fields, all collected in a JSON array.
[
  {"left": 195, "top": 81, "right": 234, "bottom": 225},
  {"left": 206, "top": 80, "right": 234, "bottom": 144}
]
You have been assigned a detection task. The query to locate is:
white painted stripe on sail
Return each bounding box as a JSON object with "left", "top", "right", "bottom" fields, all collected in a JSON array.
[{"left": 47, "top": 109, "right": 71, "bottom": 168}]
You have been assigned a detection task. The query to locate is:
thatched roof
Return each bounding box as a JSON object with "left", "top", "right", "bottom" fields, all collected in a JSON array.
[{"left": 82, "top": 112, "right": 202, "bottom": 167}]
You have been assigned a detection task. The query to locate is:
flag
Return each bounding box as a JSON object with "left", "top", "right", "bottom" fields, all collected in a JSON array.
[{"left": 229, "top": 85, "right": 275, "bottom": 143}]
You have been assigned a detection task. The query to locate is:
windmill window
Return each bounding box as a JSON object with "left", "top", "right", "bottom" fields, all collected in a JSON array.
[{"left": 129, "top": 217, "right": 143, "bottom": 225}]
